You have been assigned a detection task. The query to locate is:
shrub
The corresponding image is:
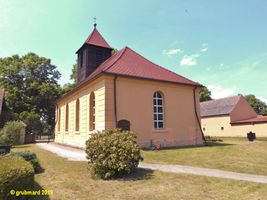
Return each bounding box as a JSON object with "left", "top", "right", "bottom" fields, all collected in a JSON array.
[
  {"left": 9, "top": 151, "right": 42, "bottom": 173},
  {"left": 85, "top": 129, "right": 143, "bottom": 179},
  {"left": 0, "top": 156, "right": 34, "bottom": 199},
  {"left": 0, "top": 121, "right": 24, "bottom": 145}
]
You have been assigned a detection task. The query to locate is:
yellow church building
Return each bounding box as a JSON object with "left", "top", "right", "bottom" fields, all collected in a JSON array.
[{"left": 54, "top": 24, "right": 205, "bottom": 148}]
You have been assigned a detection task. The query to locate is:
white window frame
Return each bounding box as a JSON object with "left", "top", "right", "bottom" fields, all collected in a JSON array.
[{"left": 153, "top": 91, "right": 164, "bottom": 129}]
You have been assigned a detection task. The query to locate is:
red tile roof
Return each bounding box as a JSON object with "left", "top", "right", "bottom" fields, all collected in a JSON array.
[
  {"left": 231, "top": 115, "right": 267, "bottom": 124},
  {"left": 83, "top": 27, "right": 112, "bottom": 49},
  {"left": 77, "top": 47, "right": 201, "bottom": 88},
  {"left": 0, "top": 89, "right": 4, "bottom": 115}
]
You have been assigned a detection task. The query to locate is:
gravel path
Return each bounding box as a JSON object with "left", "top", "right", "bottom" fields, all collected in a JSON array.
[
  {"left": 36, "top": 142, "right": 87, "bottom": 161},
  {"left": 36, "top": 142, "right": 267, "bottom": 184}
]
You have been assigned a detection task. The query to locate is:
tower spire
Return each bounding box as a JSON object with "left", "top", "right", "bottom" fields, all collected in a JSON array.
[{"left": 93, "top": 17, "right": 97, "bottom": 28}]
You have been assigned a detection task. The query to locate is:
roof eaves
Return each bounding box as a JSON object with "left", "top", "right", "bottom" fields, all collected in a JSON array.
[{"left": 102, "top": 71, "right": 202, "bottom": 87}]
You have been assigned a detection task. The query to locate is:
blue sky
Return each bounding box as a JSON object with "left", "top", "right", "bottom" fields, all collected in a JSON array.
[{"left": 1, "top": 0, "right": 267, "bottom": 102}]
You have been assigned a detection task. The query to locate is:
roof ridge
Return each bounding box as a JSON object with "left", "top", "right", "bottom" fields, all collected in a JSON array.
[
  {"left": 201, "top": 95, "right": 241, "bottom": 104},
  {"left": 124, "top": 47, "right": 201, "bottom": 86},
  {"left": 101, "top": 47, "right": 128, "bottom": 72}
]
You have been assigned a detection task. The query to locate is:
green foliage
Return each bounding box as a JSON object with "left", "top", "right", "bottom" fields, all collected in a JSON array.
[
  {"left": 70, "top": 64, "right": 78, "bottom": 84},
  {"left": 85, "top": 129, "right": 143, "bottom": 179},
  {"left": 0, "top": 121, "right": 24, "bottom": 145},
  {"left": 60, "top": 64, "right": 77, "bottom": 96},
  {"left": 19, "top": 111, "right": 41, "bottom": 135},
  {"left": 199, "top": 86, "right": 212, "bottom": 102},
  {"left": 9, "top": 151, "right": 42, "bottom": 173},
  {"left": 0, "top": 156, "right": 34, "bottom": 199},
  {"left": 0, "top": 53, "right": 62, "bottom": 134},
  {"left": 244, "top": 94, "right": 267, "bottom": 115},
  {"left": 112, "top": 49, "right": 118, "bottom": 55}
]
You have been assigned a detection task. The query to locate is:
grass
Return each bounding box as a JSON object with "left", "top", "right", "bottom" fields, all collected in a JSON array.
[
  {"left": 142, "top": 137, "right": 267, "bottom": 176},
  {"left": 11, "top": 143, "right": 267, "bottom": 200}
]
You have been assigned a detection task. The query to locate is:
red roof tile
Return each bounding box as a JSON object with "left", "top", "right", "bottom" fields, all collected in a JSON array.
[
  {"left": 0, "top": 89, "right": 4, "bottom": 115},
  {"left": 83, "top": 27, "right": 112, "bottom": 49},
  {"left": 77, "top": 47, "right": 201, "bottom": 88},
  {"left": 231, "top": 115, "right": 267, "bottom": 124}
]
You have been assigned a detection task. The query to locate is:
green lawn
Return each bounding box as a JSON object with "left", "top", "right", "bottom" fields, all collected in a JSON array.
[
  {"left": 142, "top": 137, "right": 267, "bottom": 176},
  {"left": 11, "top": 143, "right": 267, "bottom": 200}
]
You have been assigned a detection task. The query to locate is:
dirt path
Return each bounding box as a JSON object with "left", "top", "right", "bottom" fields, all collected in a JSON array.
[{"left": 36, "top": 143, "right": 267, "bottom": 184}]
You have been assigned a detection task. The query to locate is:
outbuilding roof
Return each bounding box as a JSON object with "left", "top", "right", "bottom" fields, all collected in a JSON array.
[
  {"left": 77, "top": 46, "right": 201, "bottom": 88},
  {"left": 0, "top": 89, "right": 4, "bottom": 115},
  {"left": 200, "top": 96, "right": 241, "bottom": 117},
  {"left": 231, "top": 115, "right": 267, "bottom": 124}
]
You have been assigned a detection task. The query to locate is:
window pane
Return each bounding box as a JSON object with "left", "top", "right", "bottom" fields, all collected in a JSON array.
[
  {"left": 153, "top": 99, "right": 157, "bottom": 105},
  {"left": 158, "top": 99, "right": 162, "bottom": 105},
  {"left": 154, "top": 114, "right": 157, "bottom": 120},
  {"left": 154, "top": 122, "right": 157, "bottom": 128},
  {"left": 158, "top": 106, "right": 163, "bottom": 113},
  {"left": 158, "top": 114, "right": 163, "bottom": 120},
  {"left": 153, "top": 92, "right": 157, "bottom": 98},
  {"left": 158, "top": 122, "right": 163, "bottom": 128},
  {"left": 153, "top": 106, "right": 157, "bottom": 112}
]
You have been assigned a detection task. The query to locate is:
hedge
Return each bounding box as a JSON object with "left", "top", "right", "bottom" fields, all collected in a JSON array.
[
  {"left": 0, "top": 121, "right": 24, "bottom": 145},
  {"left": 9, "top": 151, "right": 42, "bottom": 173},
  {"left": 0, "top": 156, "right": 34, "bottom": 200}
]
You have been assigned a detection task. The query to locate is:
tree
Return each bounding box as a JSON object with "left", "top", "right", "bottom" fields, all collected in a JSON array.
[
  {"left": 60, "top": 64, "right": 77, "bottom": 96},
  {"left": 244, "top": 94, "right": 267, "bottom": 116},
  {"left": 0, "top": 53, "right": 62, "bottom": 135},
  {"left": 199, "top": 86, "right": 212, "bottom": 102},
  {"left": 70, "top": 64, "right": 78, "bottom": 84}
]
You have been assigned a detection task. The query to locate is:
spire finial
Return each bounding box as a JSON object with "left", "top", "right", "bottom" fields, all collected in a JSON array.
[{"left": 93, "top": 17, "right": 97, "bottom": 28}]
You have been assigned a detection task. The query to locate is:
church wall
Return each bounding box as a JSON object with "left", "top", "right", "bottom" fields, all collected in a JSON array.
[
  {"left": 55, "top": 75, "right": 205, "bottom": 148},
  {"left": 106, "top": 77, "right": 204, "bottom": 148},
  {"left": 55, "top": 76, "right": 107, "bottom": 148}
]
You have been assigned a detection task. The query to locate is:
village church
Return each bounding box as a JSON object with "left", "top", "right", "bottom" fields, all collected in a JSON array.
[{"left": 55, "top": 24, "right": 205, "bottom": 148}]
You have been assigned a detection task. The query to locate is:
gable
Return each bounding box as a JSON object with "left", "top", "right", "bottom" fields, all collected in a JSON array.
[{"left": 230, "top": 96, "right": 257, "bottom": 122}]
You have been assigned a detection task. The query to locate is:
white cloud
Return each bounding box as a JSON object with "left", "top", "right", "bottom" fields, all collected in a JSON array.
[
  {"left": 162, "top": 48, "right": 183, "bottom": 56},
  {"left": 200, "top": 43, "right": 208, "bottom": 52},
  {"left": 200, "top": 47, "right": 208, "bottom": 52},
  {"left": 207, "top": 84, "right": 236, "bottom": 99},
  {"left": 259, "top": 97, "right": 267, "bottom": 104},
  {"left": 180, "top": 54, "right": 200, "bottom": 66}
]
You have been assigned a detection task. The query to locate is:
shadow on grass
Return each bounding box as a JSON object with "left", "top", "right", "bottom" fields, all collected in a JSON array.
[
  {"left": 142, "top": 141, "right": 235, "bottom": 152},
  {"left": 12, "top": 145, "right": 32, "bottom": 149},
  {"left": 31, "top": 181, "right": 51, "bottom": 200},
  {"left": 205, "top": 141, "right": 235, "bottom": 147},
  {"left": 35, "top": 166, "right": 45, "bottom": 174},
  {"left": 118, "top": 168, "right": 154, "bottom": 181}
]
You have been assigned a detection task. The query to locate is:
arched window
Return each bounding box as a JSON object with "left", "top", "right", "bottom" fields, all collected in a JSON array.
[
  {"left": 75, "top": 99, "right": 80, "bottom": 132},
  {"left": 65, "top": 104, "right": 69, "bottom": 132},
  {"left": 153, "top": 91, "right": 164, "bottom": 129},
  {"left": 89, "top": 92, "right": 95, "bottom": 131},
  {"left": 57, "top": 108, "right": 61, "bottom": 132}
]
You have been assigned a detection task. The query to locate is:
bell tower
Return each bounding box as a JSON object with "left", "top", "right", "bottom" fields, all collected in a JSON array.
[{"left": 76, "top": 23, "right": 113, "bottom": 83}]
